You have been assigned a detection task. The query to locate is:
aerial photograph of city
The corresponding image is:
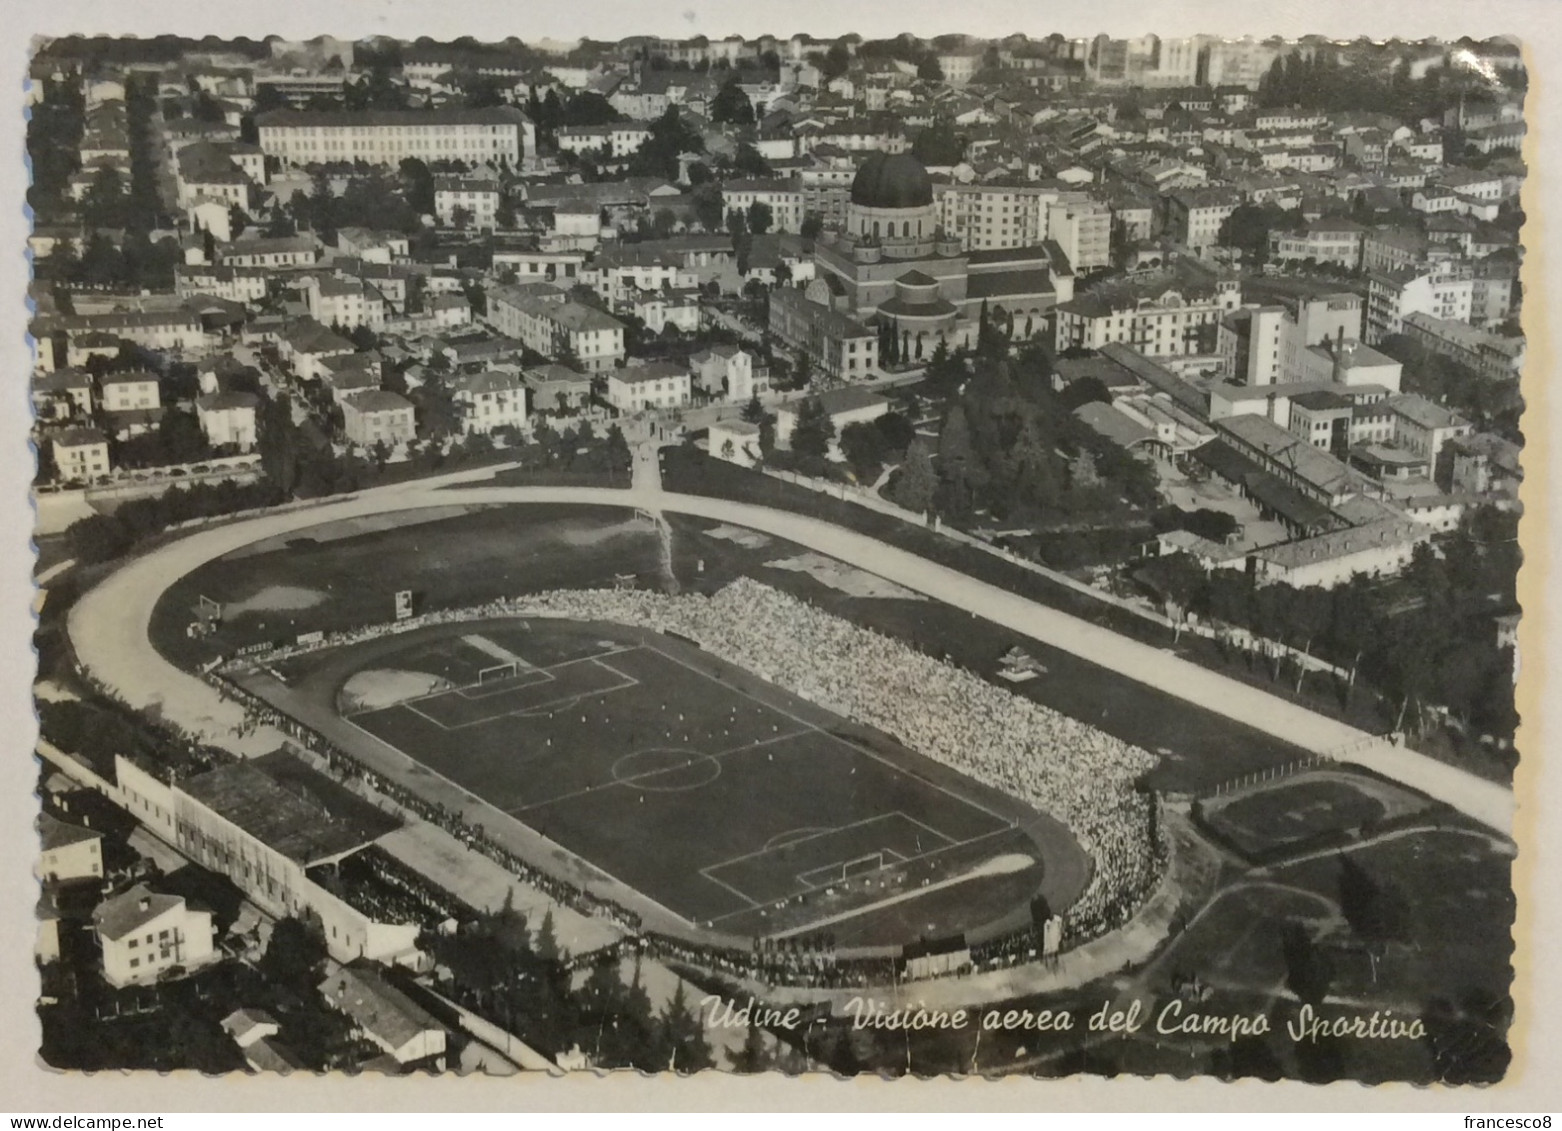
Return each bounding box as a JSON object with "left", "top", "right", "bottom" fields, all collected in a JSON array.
[{"left": 23, "top": 23, "right": 1525, "bottom": 1085}]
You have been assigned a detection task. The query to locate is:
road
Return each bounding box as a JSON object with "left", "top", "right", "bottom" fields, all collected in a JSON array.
[{"left": 68, "top": 473, "right": 1515, "bottom": 841}]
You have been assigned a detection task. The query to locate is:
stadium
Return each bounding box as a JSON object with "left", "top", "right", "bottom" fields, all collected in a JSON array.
[
  {"left": 110, "top": 494, "right": 1496, "bottom": 994},
  {"left": 127, "top": 501, "right": 1209, "bottom": 974}
]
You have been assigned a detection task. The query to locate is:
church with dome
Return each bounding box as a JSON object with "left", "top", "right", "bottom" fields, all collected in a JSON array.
[{"left": 770, "top": 151, "right": 1075, "bottom": 378}]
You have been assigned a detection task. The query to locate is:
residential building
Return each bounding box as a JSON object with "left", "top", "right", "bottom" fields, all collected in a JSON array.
[
  {"left": 92, "top": 883, "right": 215, "bottom": 988},
  {"left": 36, "top": 812, "right": 103, "bottom": 885},
  {"left": 279, "top": 318, "right": 356, "bottom": 381},
  {"left": 341, "top": 390, "right": 417, "bottom": 448},
  {"left": 690, "top": 345, "right": 769, "bottom": 403},
  {"left": 606, "top": 361, "right": 691, "bottom": 413},
  {"left": 768, "top": 286, "right": 879, "bottom": 380},
  {"left": 1384, "top": 392, "right": 1473, "bottom": 464},
  {"left": 97, "top": 370, "right": 161, "bottom": 414},
  {"left": 1046, "top": 196, "right": 1112, "bottom": 270},
  {"left": 1402, "top": 312, "right": 1525, "bottom": 382},
  {"left": 555, "top": 121, "right": 653, "bottom": 157},
  {"left": 305, "top": 276, "right": 386, "bottom": 330},
  {"left": 51, "top": 428, "right": 111, "bottom": 482},
  {"left": 1365, "top": 267, "right": 1475, "bottom": 343},
  {"left": 1447, "top": 432, "right": 1523, "bottom": 498},
  {"left": 433, "top": 176, "right": 502, "bottom": 229},
  {"left": 1164, "top": 187, "right": 1242, "bottom": 254},
  {"left": 631, "top": 290, "right": 700, "bottom": 335},
  {"left": 936, "top": 182, "right": 1058, "bottom": 252},
  {"left": 721, "top": 178, "right": 805, "bottom": 233},
  {"left": 1053, "top": 272, "right": 1241, "bottom": 357},
  {"left": 218, "top": 235, "right": 318, "bottom": 270},
  {"left": 54, "top": 309, "right": 210, "bottom": 354},
  {"left": 452, "top": 370, "right": 530, "bottom": 434},
  {"left": 31, "top": 369, "right": 93, "bottom": 422},
  {"left": 491, "top": 247, "right": 586, "bottom": 283},
  {"left": 486, "top": 288, "right": 626, "bottom": 372},
  {"left": 1268, "top": 218, "right": 1366, "bottom": 269},
  {"left": 336, "top": 228, "right": 409, "bottom": 264},
  {"left": 775, "top": 386, "right": 890, "bottom": 458},
  {"left": 195, "top": 391, "right": 260, "bottom": 450},
  {"left": 175, "top": 264, "right": 270, "bottom": 305},
  {"left": 255, "top": 107, "right": 534, "bottom": 169}
]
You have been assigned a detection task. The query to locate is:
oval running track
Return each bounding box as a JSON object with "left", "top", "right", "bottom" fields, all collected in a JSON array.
[{"left": 67, "top": 478, "right": 1515, "bottom": 836}]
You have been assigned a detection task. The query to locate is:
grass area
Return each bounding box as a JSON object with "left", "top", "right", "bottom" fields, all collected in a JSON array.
[
  {"left": 253, "top": 617, "right": 1068, "bottom": 947},
  {"left": 150, "top": 504, "right": 657, "bottom": 669},
  {"left": 1201, "top": 777, "right": 1392, "bottom": 857}
]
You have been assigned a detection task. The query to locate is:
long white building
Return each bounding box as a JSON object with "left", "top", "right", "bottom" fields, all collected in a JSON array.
[{"left": 255, "top": 107, "right": 535, "bottom": 169}]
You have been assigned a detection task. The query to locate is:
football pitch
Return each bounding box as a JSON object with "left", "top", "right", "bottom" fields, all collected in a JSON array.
[{"left": 276, "top": 619, "right": 1073, "bottom": 939}]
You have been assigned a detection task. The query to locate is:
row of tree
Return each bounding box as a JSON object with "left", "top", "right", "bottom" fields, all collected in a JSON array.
[
  {"left": 424, "top": 903, "right": 726, "bottom": 1072},
  {"left": 1139, "top": 504, "right": 1520, "bottom": 742}
]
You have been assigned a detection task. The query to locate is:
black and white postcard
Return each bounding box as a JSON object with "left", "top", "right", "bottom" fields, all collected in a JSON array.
[{"left": 6, "top": 0, "right": 1561, "bottom": 1111}]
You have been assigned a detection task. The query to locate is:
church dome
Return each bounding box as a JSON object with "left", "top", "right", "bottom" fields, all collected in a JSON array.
[{"left": 850, "top": 152, "right": 934, "bottom": 209}]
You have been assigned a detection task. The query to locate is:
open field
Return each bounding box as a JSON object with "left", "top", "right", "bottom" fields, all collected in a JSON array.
[{"left": 1201, "top": 771, "right": 1433, "bottom": 858}]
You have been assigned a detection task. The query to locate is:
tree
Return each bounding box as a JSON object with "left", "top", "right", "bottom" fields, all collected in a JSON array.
[
  {"left": 819, "top": 42, "right": 852, "bottom": 83},
  {"left": 259, "top": 918, "right": 327, "bottom": 993},
  {"left": 1281, "top": 920, "right": 1333, "bottom": 1006},
  {"left": 839, "top": 420, "right": 891, "bottom": 483},
  {"left": 1338, "top": 854, "right": 1408, "bottom": 958},
  {"left": 710, "top": 79, "right": 755, "bottom": 126},
  {"left": 1218, "top": 203, "right": 1293, "bottom": 265},
  {"left": 605, "top": 423, "right": 632, "bottom": 481},
  {"left": 398, "top": 157, "right": 435, "bottom": 216},
  {"left": 690, "top": 182, "right": 725, "bottom": 233},
  {"left": 82, "top": 166, "right": 131, "bottom": 229},
  {"left": 657, "top": 981, "right": 714, "bottom": 1073},
  {"left": 891, "top": 436, "right": 938, "bottom": 515},
  {"left": 938, "top": 402, "right": 982, "bottom": 509},
  {"left": 917, "top": 54, "right": 945, "bottom": 82},
  {"left": 66, "top": 513, "right": 133, "bottom": 562},
  {"left": 731, "top": 142, "right": 772, "bottom": 178},
  {"left": 800, "top": 214, "right": 824, "bottom": 240},
  {"left": 875, "top": 410, "right": 915, "bottom": 453},
  {"left": 789, "top": 395, "right": 836, "bottom": 469},
  {"left": 912, "top": 120, "right": 965, "bottom": 166},
  {"left": 746, "top": 200, "right": 774, "bottom": 235},
  {"left": 728, "top": 1019, "right": 773, "bottom": 1073}
]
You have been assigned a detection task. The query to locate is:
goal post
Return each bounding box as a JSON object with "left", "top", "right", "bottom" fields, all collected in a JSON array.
[
  {"left": 196, "top": 594, "right": 222, "bottom": 622},
  {"left": 477, "top": 661, "right": 521, "bottom": 684},
  {"left": 839, "top": 852, "right": 886, "bottom": 880}
]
